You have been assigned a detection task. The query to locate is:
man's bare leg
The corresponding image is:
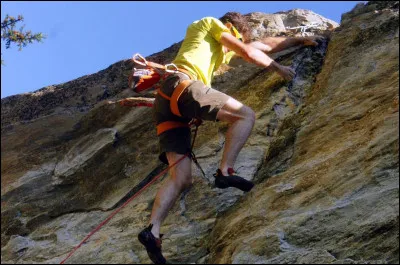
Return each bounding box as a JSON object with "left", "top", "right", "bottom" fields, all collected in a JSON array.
[
  {"left": 216, "top": 97, "right": 255, "bottom": 176},
  {"left": 149, "top": 152, "right": 192, "bottom": 238}
]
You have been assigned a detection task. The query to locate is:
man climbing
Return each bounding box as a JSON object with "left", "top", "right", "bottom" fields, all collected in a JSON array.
[{"left": 138, "top": 12, "right": 321, "bottom": 264}]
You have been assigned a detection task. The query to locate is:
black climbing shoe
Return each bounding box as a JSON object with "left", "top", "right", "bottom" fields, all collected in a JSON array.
[
  {"left": 213, "top": 168, "right": 254, "bottom": 192},
  {"left": 138, "top": 224, "right": 166, "bottom": 264}
]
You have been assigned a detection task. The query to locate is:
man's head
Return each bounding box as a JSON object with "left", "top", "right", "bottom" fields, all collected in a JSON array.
[{"left": 219, "top": 12, "right": 251, "bottom": 43}]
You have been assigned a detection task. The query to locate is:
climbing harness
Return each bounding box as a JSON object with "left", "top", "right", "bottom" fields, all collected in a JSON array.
[{"left": 127, "top": 53, "right": 199, "bottom": 135}]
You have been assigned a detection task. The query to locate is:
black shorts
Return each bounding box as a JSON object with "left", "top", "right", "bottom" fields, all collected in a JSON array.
[{"left": 153, "top": 73, "right": 230, "bottom": 164}]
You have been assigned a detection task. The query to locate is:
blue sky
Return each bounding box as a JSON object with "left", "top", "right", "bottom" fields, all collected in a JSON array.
[{"left": 1, "top": 1, "right": 362, "bottom": 98}]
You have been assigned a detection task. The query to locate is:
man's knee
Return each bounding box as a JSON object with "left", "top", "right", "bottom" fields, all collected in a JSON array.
[
  {"left": 243, "top": 105, "right": 256, "bottom": 124},
  {"left": 172, "top": 173, "right": 193, "bottom": 191},
  {"left": 181, "top": 175, "right": 193, "bottom": 190},
  {"left": 236, "top": 105, "right": 256, "bottom": 125},
  {"left": 217, "top": 103, "right": 256, "bottom": 124},
  {"left": 166, "top": 153, "right": 193, "bottom": 190}
]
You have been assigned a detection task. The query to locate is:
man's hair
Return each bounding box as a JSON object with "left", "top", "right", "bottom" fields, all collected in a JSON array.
[{"left": 219, "top": 12, "right": 251, "bottom": 43}]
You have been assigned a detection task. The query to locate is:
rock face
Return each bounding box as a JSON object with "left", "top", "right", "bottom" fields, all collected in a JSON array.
[
  {"left": 247, "top": 9, "right": 338, "bottom": 38},
  {"left": 1, "top": 2, "right": 399, "bottom": 264}
]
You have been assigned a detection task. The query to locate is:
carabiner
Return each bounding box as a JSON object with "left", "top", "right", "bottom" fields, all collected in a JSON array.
[
  {"left": 164, "top": 63, "right": 179, "bottom": 73},
  {"left": 133, "top": 53, "right": 148, "bottom": 66}
]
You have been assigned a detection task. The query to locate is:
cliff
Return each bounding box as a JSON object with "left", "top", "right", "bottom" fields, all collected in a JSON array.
[{"left": 1, "top": 2, "right": 398, "bottom": 264}]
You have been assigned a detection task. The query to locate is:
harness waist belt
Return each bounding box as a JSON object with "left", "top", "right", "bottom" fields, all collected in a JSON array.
[
  {"left": 156, "top": 121, "right": 190, "bottom": 136},
  {"left": 176, "top": 68, "right": 195, "bottom": 81}
]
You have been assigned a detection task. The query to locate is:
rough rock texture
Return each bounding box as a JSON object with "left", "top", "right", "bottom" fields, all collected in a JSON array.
[
  {"left": 1, "top": 3, "right": 399, "bottom": 264},
  {"left": 247, "top": 9, "right": 338, "bottom": 38}
]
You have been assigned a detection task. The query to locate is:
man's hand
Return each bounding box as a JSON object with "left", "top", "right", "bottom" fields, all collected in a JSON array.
[
  {"left": 276, "top": 64, "right": 296, "bottom": 81},
  {"left": 302, "top": 35, "right": 324, "bottom": 47}
]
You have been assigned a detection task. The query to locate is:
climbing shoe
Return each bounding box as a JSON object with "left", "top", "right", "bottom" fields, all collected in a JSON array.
[
  {"left": 138, "top": 224, "right": 166, "bottom": 264},
  {"left": 213, "top": 168, "right": 254, "bottom": 192}
]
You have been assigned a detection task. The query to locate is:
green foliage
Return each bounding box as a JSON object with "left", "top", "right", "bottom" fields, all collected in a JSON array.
[{"left": 1, "top": 14, "right": 46, "bottom": 65}]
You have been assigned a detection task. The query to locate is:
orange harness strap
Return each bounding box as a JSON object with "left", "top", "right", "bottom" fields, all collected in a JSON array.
[
  {"left": 157, "top": 88, "right": 171, "bottom": 100},
  {"left": 156, "top": 121, "right": 190, "bottom": 136},
  {"left": 156, "top": 80, "right": 193, "bottom": 135},
  {"left": 170, "top": 79, "right": 192, "bottom": 117},
  {"left": 157, "top": 78, "right": 193, "bottom": 116},
  {"left": 175, "top": 68, "right": 195, "bottom": 81},
  {"left": 146, "top": 61, "right": 166, "bottom": 69}
]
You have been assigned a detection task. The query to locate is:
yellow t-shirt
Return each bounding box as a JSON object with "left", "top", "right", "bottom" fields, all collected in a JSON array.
[{"left": 172, "top": 17, "right": 238, "bottom": 87}]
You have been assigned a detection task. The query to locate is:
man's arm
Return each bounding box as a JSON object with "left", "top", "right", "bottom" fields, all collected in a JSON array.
[
  {"left": 257, "top": 35, "right": 323, "bottom": 54},
  {"left": 247, "top": 41, "right": 273, "bottom": 53},
  {"left": 219, "top": 32, "right": 295, "bottom": 81}
]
